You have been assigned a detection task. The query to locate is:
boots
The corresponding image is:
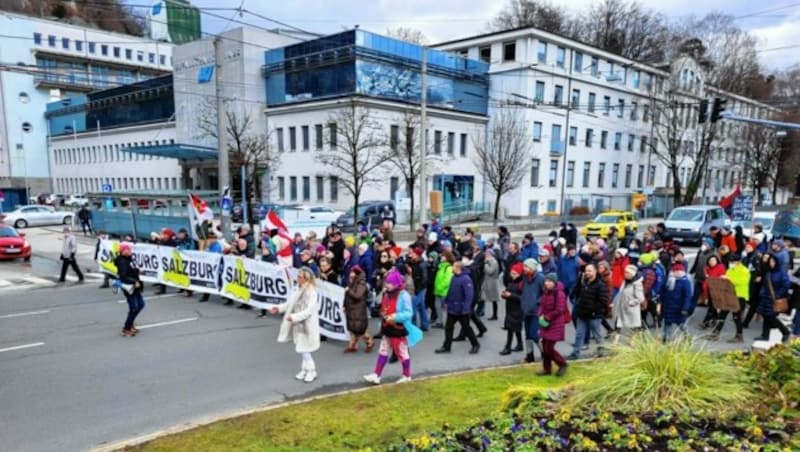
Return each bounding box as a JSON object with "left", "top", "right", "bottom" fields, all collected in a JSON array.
[
  {"left": 523, "top": 352, "right": 535, "bottom": 363},
  {"left": 727, "top": 334, "right": 743, "bottom": 343},
  {"left": 499, "top": 346, "right": 512, "bottom": 355},
  {"left": 488, "top": 301, "right": 498, "bottom": 320}
]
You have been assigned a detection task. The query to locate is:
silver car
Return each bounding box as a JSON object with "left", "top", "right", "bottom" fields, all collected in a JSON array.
[{"left": 0, "top": 206, "right": 74, "bottom": 229}]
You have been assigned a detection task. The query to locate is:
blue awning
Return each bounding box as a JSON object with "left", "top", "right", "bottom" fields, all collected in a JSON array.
[{"left": 125, "top": 143, "right": 217, "bottom": 161}]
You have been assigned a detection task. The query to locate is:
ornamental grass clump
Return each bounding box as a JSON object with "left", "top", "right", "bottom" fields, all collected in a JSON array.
[{"left": 566, "top": 333, "right": 751, "bottom": 415}]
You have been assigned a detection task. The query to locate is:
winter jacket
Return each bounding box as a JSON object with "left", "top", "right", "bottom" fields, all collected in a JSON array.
[
  {"left": 521, "top": 242, "right": 540, "bottom": 261},
  {"left": 661, "top": 272, "right": 692, "bottom": 324},
  {"left": 292, "top": 240, "right": 306, "bottom": 268},
  {"left": 614, "top": 277, "right": 645, "bottom": 329},
  {"left": 379, "top": 289, "right": 413, "bottom": 338},
  {"left": 114, "top": 254, "right": 140, "bottom": 290},
  {"left": 443, "top": 268, "right": 475, "bottom": 315},
  {"left": 758, "top": 268, "right": 791, "bottom": 317},
  {"left": 174, "top": 236, "right": 194, "bottom": 251},
  {"left": 540, "top": 258, "right": 557, "bottom": 275},
  {"left": 690, "top": 249, "right": 714, "bottom": 282},
  {"left": 357, "top": 249, "right": 374, "bottom": 288},
  {"left": 575, "top": 276, "right": 609, "bottom": 320},
  {"left": 773, "top": 242, "right": 791, "bottom": 274},
  {"left": 469, "top": 251, "right": 486, "bottom": 305},
  {"left": 721, "top": 234, "right": 738, "bottom": 253},
  {"left": 344, "top": 272, "right": 370, "bottom": 335},
  {"left": 557, "top": 254, "right": 579, "bottom": 292},
  {"left": 502, "top": 276, "right": 524, "bottom": 331},
  {"left": 433, "top": 261, "right": 453, "bottom": 298},
  {"left": 726, "top": 263, "right": 751, "bottom": 300},
  {"left": 652, "top": 262, "right": 666, "bottom": 300},
  {"left": 482, "top": 257, "right": 501, "bottom": 302},
  {"left": 538, "top": 281, "right": 568, "bottom": 342},
  {"left": 276, "top": 285, "right": 320, "bottom": 353},
  {"left": 640, "top": 266, "right": 656, "bottom": 303},
  {"left": 410, "top": 259, "right": 428, "bottom": 296},
  {"left": 520, "top": 272, "right": 545, "bottom": 316}
]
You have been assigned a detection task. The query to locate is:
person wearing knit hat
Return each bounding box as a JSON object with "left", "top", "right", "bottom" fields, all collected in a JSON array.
[
  {"left": 363, "top": 268, "right": 415, "bottom": 385},
  {"left": 523, "top": 258, "right": 538, "bottom": 271},
  {"left": 499, "top": 261, "right": 525, "bottom": 355},
  {"left": 537, "top": 271, "right": 569, "bottom": 376},
  {"left": 116, "top": 241, "right": 144, "bottom": 337},
  {"left": 545, "top": 272, "right": 558, "bottom": 283},
  {"left": 660, "top": 260, "right": 692, "bottom": 342},
  {"left": 519, "top": 256, "right": 546, "bottom": 363}
]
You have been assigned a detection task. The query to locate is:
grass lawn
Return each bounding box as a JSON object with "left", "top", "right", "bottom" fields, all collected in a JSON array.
[{"left": 126, "top": 364, "right": 590, "bottom": 452}]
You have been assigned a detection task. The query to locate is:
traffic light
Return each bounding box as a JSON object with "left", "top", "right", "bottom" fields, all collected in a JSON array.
[
  {"left": 698, "top": 99, "right": 709, "bottom": 124},
  {"left": 710, "top": 97, "right": 727, "bottom": 123}
]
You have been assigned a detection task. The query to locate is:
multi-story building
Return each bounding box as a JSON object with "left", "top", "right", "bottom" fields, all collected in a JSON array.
[
  {"left": 435, "top": 27, "right": 782, "bottom": 216},
  {"left": 0, "top": 12, "right": 172, "bottom": 199}
]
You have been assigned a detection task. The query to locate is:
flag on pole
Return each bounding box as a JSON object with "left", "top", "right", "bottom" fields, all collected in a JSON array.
[
  {"left": 718, "top": 184, "right": 741, "bottom": 217},
  {"left": 264, "top": 209, "right": 293, "bottom": 266},
  {"left": 188, "top": 193, "right": 215, "bottom": 241}
]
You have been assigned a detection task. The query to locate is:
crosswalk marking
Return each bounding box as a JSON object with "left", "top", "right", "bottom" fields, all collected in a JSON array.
[
  {"left": 0, "top": 280, "right": 12, "bottom": 288},
  {"left": 0, "top": 273, "right": 104, "bottom": 292}
]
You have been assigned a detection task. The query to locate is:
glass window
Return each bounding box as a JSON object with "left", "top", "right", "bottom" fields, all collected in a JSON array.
[
  {"left": 535, "top": 81, "right": 545, "bottom": 103},
  {"left": 276, "top": 128, "right": 284, "bottom": 151},
  {"left": 62, "top": 37, "right": 69, "bottom": 49},
  {"left": 585, "top": 128, "right": 593, "bottom": 147},
  {"left": 330, "top": 176, "right": 338, "bottom": 201},
  {"left": 625, "top": 164, "right": 632, "bottom": 188},
  {"left": 618, "top": 99, "right": 625, "bottom": 118},
  {"left": 101, "top": 45, "right": 108, "bottom": 56},
  {"left": 591, "top": 56, "right": 599, "bottom": 76},
  {"left": 88, "top": 42, "right": 95, "bottom": 53},
  {"left": 329, "top": 123, "right": 337, "bottom": 148},
  {"left": 314, "top": 177, "right": 324, "bottom": 200},
  {"left": 48, "top": 35, "right": 56, "bottom": 47},
  {"left": 434, "top": 130, "right": 442, "bottom": 154},
  {"left": 390, "top": 177, "right": 399, "bottom": 201},
  {"left": 460, "top": 133, "right": 467, "bottom": 157},
  {"left": 390, "top": 125, "right": 399, "bottom": 150},
  {"left": 160, "top": 54, "right": 166, "bottom": 65},
  {"left": 479, "top": 46, "right": 491, "bottom": 63},
  {"left": 531, "top": 159, "right": 540, "bottom": 187},
  {"left": 549, "top": 160, "right": 558, "bottom": 187},
  {"left": 503, "top": 41, "right": 516, "bottom": 61},
  {"left": 637, "top": 165, "right": 644, "bottom": 187},
  {"left": 600, "top": 131, "right": 608, "bottom": 149},
  {"left": 640, "top": 135, "right": 647, "bottom": 153},
  {"left": 603, "top": 96, "right": 611, "bottom": 115},
  {"left": 612, "top": 163, "right": 619, "bottom": 188},
  {"left": 551, "top": 124, "right": 561, "bottom": 148},
  {"left": 533, "top": 121, "right": 542, "bottom": 142},
  {"left": 537, "top": 41, "right": 547, "bottom": 63},
  {"left": 113, "top": 47, "right": 120, "bottom": 57},
  {"left": 628, "top": 134, "right": 635, "bottom": 152},
  {"left": 643, "top": 104, "right": 650, "bottom": 122},
  {"left": 553, "top": 85, "right": 563, "bottom": 105},
  {"left": 301, "top": 125, "right": 309, "bottom": 151},
  {"left": 76, "top": 40, "right": 83, "bottom": 51},
  {"left": 556, "top": 47, "right": 566, "bottom": 68},
  {"left": 315, "top": 124, "right": 324, "bottom": 149},
  {"left": 290, "top": 176, "right": 297, "bottom": 201},
  {"left": 632, "top": 70, "right": 641, "bottom": 89},
  {"left": 574, "top": 52, "right": 583, "bottom": 72},
  {"left": 566, "top": 161, "right": 575, "bottom": 187},
  {"left": 569, "top": 126, "right": 577, "bottom": 146},
  {"left": 630, "top": 101, "right": 638, "bottom": 120},
  {"left": 447, "top": 132, "right": 455, "bottom": 155},
  {"left": 277, "top": 176, "right": 285, "bottom": 200},
  {"left": 571, "top": 89, "right": 580, "bottom": 108},
  {"left": 125, "top": 49, "right": 132, "bottom": 60},
  {"left": 34, "top": 33, "right": 41, "bottom": 45},
  {"left": 583, "top": 162, "right": 591, "bottom": 188},
  {"left": 597, "top": 163, "right": 606, "bottom": 188},
  {"left": 648, "top": 165, "right": 656, "bottom": 186},
  {"left": 137, "top": 51, "right": 144, "bottom": 62},
  {"left": 406, "top": 127, "right": 415, "bottom": 153},
  {"left": 614, "top": 132, "right": 622, "bottom": 150},
  {"left": 588, "top": 92, "right": 596, "bottom": 112},
  {"left": 547, "top": 200, "right": 557, "bottom": 213},
  {"left": 148, "top": 53, "right": 155, "bottom": 64},
  {"left": 302, "top": 176, "right": 310, "bottom": 201},
  {"left": 289, "top": 126, "right": 296, "bottom": 151}
]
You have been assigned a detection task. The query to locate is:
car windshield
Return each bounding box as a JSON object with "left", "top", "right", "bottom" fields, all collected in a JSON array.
[
  {"left": 668, "top": 209, "right": 704, "bottom": 222},
  {"left": 0, "top": 227, "right": 19, "bottom": 238},
  {"left": 343, "top": 206, "right": 367, "bottom": 217},
  {"left": 593, "top": 215, "right": 621, "bottom": 224}
]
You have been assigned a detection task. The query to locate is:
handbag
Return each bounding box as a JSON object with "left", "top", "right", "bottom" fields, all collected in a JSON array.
[{"left": 766, "top": 277, "right": 790, "bottom": 314}]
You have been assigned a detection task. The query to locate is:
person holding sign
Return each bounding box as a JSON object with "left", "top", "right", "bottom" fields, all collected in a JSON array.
[
  {"left": 116, "top": 242, "right": 145, "bottom": 337},
  {"left": 269, "top": 267, "right": 320, "bottom": 383}
]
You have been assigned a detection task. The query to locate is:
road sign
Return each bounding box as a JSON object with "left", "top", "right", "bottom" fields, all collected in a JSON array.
[
  {"left": 102, "top": 184, "right": 113, "bottom": 193},
  {"left": 221, "top": 195, "right": 232, "bottom": 217}
]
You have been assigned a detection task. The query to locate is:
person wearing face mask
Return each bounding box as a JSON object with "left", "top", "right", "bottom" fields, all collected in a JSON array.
[
  {"left": 661, "top": 262, "right": 692, "bottom": 342},
  {"left": 689, "top": 238, "right": 716, "bottom": 315}
]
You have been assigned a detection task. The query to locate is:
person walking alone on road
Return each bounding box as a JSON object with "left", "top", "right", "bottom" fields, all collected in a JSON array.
[
  {"left": 269, "top": 267, "right": 321, "bottom": 383},
  {"left": 116, "top": 242, "right": 144, "bottom": 337},
  {"left": 77, "top": 204, "right": 92, "bottom": 236},
  {"left": 59, "top": 226, "right": 84, "bottom": 283}
]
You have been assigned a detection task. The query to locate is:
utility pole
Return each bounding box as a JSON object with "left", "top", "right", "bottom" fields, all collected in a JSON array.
[
  {"left": 558, "top": 50, "right": 574, "bottom": 219},
  {"left": 214, "top": 37, "right": 232, "bottom": 240},
  {"left": 418, "top": 47, "right": 427, "bottom": 228}
]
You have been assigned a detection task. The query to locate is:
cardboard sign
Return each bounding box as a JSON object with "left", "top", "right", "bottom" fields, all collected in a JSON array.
[
  {"left": 732, "top": 195, "right": 754, "bottom": 222},
  {"left": 707, "top": 277, "right": 741, "bottom": 312}
]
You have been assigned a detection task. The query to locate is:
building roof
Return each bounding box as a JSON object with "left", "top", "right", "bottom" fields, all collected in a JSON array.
[{"left": 125, "top": 143, "right": 216, "bottom": 161}]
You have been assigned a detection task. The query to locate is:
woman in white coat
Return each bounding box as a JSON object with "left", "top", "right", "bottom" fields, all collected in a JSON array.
[
  {"left": 270, "top": 267, "right": 321, "bottom": 382},
  {"left": 612, "top": 265, "right": 645, "bottom": 341}
]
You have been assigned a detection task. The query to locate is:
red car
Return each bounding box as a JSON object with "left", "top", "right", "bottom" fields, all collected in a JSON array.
[{"left": 0, "top": 225, "right": 32, "bottom": 261}]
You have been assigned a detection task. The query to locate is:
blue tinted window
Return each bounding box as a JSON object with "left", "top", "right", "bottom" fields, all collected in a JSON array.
[
  {"left": 34, "top": 33, "right": 41, "bottom": 45},
  {"left": 48, "top": 35, "right": 56, "bottom": 47}
]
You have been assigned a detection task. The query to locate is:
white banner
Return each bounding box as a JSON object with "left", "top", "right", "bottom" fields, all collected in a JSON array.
[
  {"left": 97, "top": 240, "right": 160, "bottom": 283},
  {"left": 219, "top": 255, "right": 293, "bottom": 309},
  {"left": 316, "top": 280, "right": 348, "bottom": 341},
  {"left": 159, "top": 248, "right": 221, "bottom": 294}
]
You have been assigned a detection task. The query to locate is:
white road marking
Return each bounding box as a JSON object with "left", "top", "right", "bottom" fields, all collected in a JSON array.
[
  {"left": 22, "top": 276, "right": 55, "bottom": 285},
  {"left": 0, "top": 342, "right": 45, "bottom": 353},
  {"left": 136, "top": 317, "right": 198, "bottom": 329},
  {"left": 116, "top": 294, "right": 175, "bottom": 304},
  {"left": 0, "top": 280, "right": 12, "bottom": 288},
  {"left": 0, "top": 310, "right": 50, "bottom": 319}
]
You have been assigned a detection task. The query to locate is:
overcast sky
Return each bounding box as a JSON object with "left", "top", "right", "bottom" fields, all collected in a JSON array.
[{"left": 175, "top": 0, "right": 800, "bottom": 71}]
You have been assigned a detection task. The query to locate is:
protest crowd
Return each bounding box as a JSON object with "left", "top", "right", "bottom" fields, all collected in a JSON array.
[{"left": 96, "top": 207, "right": 800, "bottom": 384}]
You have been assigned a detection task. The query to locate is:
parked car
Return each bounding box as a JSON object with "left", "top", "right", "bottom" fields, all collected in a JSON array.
[
  {"left": 0, "top": 224, "right": 31, "bottom": 261},
  {"left": 733, "top": 211, "right": 777, "bottom": 242},
  {"left": 283, "top": 205, "right": 344, "bottom": 223},
  {"left": 64, "top": 194, "right": 89, "bottom": 207},
  {"left": 664, "top": 205, "right": 727, "bottom": 244},
  {"left": 0, "top": 205, "right": 73, "bottom": 229},
  {"left": 47, "top": 193, "right": 69, "bottom": 206},
  {"left": 581, "top": 210, "right": 638, "bottom": 239},
  {"left": 336, "top": 201, "right": 395, "bottom": 232}
]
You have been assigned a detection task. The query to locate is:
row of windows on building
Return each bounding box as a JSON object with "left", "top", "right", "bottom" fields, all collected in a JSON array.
[
  {"left": 33, "top": 32, "right": 169, "bottom": 66},
  {"left": 532, "top": 82, "right": 655, "bottom": 123},
  {"left": 464, "top": 41, "right": 662, "bottom": 94},
  {"left": 275, "top": 175, "right": 339, "bottom": 203},
  {"left": 535, "top": 122, "right": 653, "bottom": 153},
  {"left": 275, "top": 123, "right": 471, "bottom": 156},
  {"left": 56, "top": 176, "right": 182, "bottom": 194},
  {"left": 53, "top": 139, "right": 176, "bottom": 165},
  {"left": 531, "top": 158, "right": 743, "bottom": 192}
]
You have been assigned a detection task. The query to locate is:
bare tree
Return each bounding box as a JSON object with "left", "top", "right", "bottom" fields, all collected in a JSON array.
[
  {"left": 384, "top": 111, "right": 438, "bottom": 230},
  {"left": 740, "top": 124, "right": 782, "bottom": 205},
  {"left": 317, "top": 100, "right": 390, "bottom": 225},
  {"left": 472, "top": 108, "right": 531, "bottom": 221},
  {"left": 385, "top": 27, "right": 429, "bottom": 45},
  {"left": 198, "top": 100, "right": 280, "bottom": 222},
  {"left": 490, "top": 0, "right": 570, "bottom": 34}
]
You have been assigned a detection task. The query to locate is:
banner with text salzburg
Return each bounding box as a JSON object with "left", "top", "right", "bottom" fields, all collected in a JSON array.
[
  {"left": 219, "top": 255, "right": 293, "bottom": 309},
  {"left": 97, "top": 240, "right": 161, "bottom": 283}
]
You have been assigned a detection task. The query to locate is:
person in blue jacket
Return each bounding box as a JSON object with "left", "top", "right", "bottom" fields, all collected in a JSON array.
[
  {"left": 756, "top": 253, "right": 792, "bottom": 342},
  {"left": 660, "top": 261, "right": 693, "bottom": 342},
  {"left": 520, "top": 258, "right": 545, "bottom": 363},
  {"left": 521, "top": 233, "right": 539, "bottom": 261},
  {"left": 557, "top": 244, "right": 579, "bottom": 306},
  {"left": 435, "top": 261, "right": 480, "bottom": 354}
]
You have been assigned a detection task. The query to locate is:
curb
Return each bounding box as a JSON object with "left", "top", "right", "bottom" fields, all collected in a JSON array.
[{"left": 89, "top": 361, "right": 577, "bottom": 452}]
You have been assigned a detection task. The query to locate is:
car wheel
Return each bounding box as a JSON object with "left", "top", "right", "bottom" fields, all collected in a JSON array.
[
  {"left": 62, "top": 216, "right": 71, "bottom": 225},
  {"left": 24, "top": 256, "right": 31, "bottom": 262},
  {"left": 14, "top": 219, "right": 27, "bottom": 229}
]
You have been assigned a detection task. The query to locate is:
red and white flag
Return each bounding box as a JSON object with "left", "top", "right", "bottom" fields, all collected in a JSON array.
[
  {"left": 264, "top": 209, "right": 293, "bottom": 266},
  {"left": 188, "top": 193, "right": 214, "bottom": 239}
]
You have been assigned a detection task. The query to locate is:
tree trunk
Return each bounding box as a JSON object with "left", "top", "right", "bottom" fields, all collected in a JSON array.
[
  {"left": 771, "top": 178, "right": 779, "bottom": 206},
  {"left": 672, "top": 173, "right": 682, "bottom": 206},
  {"left": 493, "top": 190, "right": 502, "bottom": 223},
  {"left": 352, "top": 193, "right": 360, "bottom": 228},
  {"left": 408, "top": 176, "right": 415, "bottom": 232},
  {"left": 755, "top": 185, "right": 762, "bottom": 207}
]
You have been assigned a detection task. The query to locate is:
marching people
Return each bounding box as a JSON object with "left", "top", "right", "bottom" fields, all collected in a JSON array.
[
  {"left": 408, "top": 247, "right": 429, "bottom": 331},
  {"left": 699, "top": 254, "right": 726, "bottom": 330},
  {"left": 612, "top": 265, "right": 645, "bottom": 341},
  {"left": 520, "top": 258, "right": 545, "bottom": 363},
  {"left": 343, "top": 266, "right": 375, "bottom": 353},
  {"left": 710, "top": 253, "right": 749, "bottom": 342},
  {"left": 116, "top": 242, "right": 144, "bottom": 337},
  {"left": 483, "top": 248, "right": 501, "bottom": 321},
  {"left": 537, "top": 273, "right": 568, "bottom": 376},
  {"left": 94, "top": 230, "right": 110, "bottom": 289},
  {"left": 661, "top": 262, "right": 692, "bottom": 342},
  {"left": 58, "top": 226, "right": 84, "bottom": 283},
  {"left": 499, "top": 262, "right": 525, "bottom": 355},
  {"left": 199, "top": 231, "right": 222, "bottom": 303},
  {"left": 432, "top": 250, "right": 455, "bottom": 329},
  {"left": 363, "top": 269, "right": 415, "bottom": 385},
  {"left": 435, "top": 261, "right": 480, "bottom": 355},
  {"left": 269, "top": 267, "right": 320, "bottom": 383},
  {"left": 757, "top": 254, "right": 792, "bottom": 343},
  {"left": 568, "top": 263, "right": 607, "bottom": 360}
]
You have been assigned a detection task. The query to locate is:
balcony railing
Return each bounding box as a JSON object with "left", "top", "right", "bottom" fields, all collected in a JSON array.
[{"left": 34, "top": 72, "right": 133, "bottom": 92}]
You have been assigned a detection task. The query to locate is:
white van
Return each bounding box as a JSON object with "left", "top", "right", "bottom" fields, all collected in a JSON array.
[{"left": 664, "top": 205, "right": 728, "bottom": 244}]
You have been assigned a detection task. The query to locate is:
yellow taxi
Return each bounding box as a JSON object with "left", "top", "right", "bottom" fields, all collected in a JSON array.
[{"left": 581, "top": 210, "right": 638, "bottom": 239}]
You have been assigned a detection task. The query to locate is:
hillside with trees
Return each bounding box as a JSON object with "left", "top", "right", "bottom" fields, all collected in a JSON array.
[{"left": 0, "top": 0, "right": 145, "bottom": 36}]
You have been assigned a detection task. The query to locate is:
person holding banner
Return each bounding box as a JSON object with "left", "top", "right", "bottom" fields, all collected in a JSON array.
[
  {"left": 269, "top": 267, "right": 320, "bottom": 383},
  {"left": 116, "top": 242, "right": 145, "bottom": 337}
]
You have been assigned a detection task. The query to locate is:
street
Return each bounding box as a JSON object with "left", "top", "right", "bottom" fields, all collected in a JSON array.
[{"left": 0, "top": 227, "right": 760, "bottom": 452}]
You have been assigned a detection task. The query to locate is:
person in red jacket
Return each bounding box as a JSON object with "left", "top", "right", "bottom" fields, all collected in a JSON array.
[
  {"left": 537, "top": 273, "right": 568, "bottom": 376},
  {"left": 699, "top": 254, "right": 726, "bottom": 329},
  {"left": 610, "top": 248, "right": 630, "bottom": 297},
  {"left": 720, "top": 227, "right": 738, "bottom": 254}
]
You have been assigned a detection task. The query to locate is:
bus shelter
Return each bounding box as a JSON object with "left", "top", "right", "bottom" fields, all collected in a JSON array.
[{"left": 84, "top": 190, "right": 218, "bottom": 240}]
